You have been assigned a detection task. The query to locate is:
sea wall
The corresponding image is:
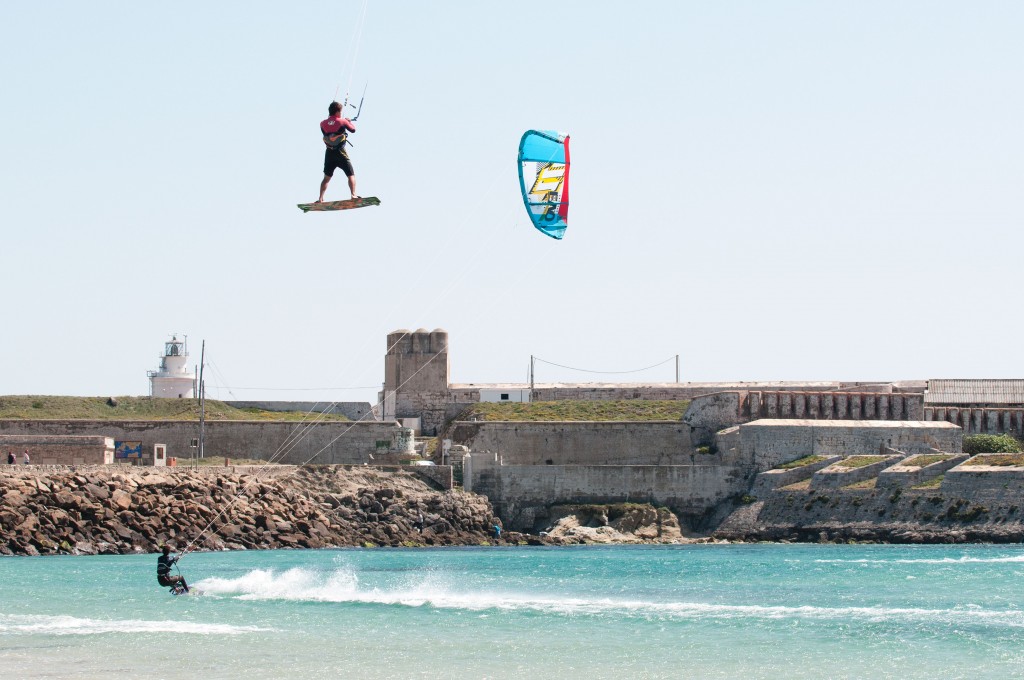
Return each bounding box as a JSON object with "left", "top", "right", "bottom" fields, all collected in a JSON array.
[
  {"left": 465, "top": 452, "right": 747, "bottom": 529},
  {"left": 716, "top": 454, "right": 1024, "bottom": 543},
  {"left": 0, "top": 420, "right": 404, "bottom": 465},
  {"left": 0, "top": 465, "right": 504, "bottom": 556},
  {"left": 449, "top": 421, "right": 693, "bottom": 465}
]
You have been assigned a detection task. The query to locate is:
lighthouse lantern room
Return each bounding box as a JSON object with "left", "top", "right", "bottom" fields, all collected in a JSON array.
[{"left": 147, "top": 335, "right": 196, "bottom": 398}]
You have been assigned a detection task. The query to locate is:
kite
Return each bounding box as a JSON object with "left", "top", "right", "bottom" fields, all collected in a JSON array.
[{"left": 517, "top": 130, "right": 570, "bottom": 240}]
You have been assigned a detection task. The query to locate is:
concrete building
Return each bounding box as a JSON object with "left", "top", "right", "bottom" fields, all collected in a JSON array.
[{"left": 147, "top": 335, "right": 196, "bottom": 398}]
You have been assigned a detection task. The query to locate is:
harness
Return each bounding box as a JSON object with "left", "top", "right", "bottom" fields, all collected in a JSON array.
[{"left": 321, "top": 117, "right": 352, "bottom": 157}]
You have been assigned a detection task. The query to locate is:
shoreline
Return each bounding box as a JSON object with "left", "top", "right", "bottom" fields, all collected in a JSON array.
[{"left": 4, "top": 464, "right": 1021, "bottom": 557}]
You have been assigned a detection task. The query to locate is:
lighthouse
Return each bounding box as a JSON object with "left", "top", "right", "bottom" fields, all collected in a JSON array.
[{"left": 147, "top": 335, "right": 196, "bottom": 398}]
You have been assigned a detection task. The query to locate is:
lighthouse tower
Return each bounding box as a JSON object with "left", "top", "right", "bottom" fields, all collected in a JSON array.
[{"left": 147, "top": 335, "right": 196, "bottom": 398}]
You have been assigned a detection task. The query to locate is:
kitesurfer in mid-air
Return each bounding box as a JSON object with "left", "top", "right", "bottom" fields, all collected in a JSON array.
[
  {"left": 317, "top": 101, "right": 358, "bottom": 203},
  {"left": 157, "top": 545, "right": 189, "bottom": 593}
]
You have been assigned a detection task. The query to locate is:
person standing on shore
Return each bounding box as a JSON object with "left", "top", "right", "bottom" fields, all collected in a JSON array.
[
  {"left": 6, "top": 451, "right": 14, "bottom": 464},
  {"left": 22, "top": 450, "right": 29, "bottom": 464}
]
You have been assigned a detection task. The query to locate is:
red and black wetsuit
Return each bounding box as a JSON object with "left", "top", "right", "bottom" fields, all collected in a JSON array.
[{"left": 321, "top": 115, "right": 357, "bottom": 178}]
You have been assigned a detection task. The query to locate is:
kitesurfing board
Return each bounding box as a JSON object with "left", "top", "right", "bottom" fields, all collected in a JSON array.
[{"left": 297, "top": 197, "right": 381, "bottom": 213}]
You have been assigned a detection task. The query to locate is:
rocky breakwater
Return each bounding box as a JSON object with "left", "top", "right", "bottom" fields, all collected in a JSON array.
[{"left": 0, "top": 465, "right": 514, "bottom": 556}]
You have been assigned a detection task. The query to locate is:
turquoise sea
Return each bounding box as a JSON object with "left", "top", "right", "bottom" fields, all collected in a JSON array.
[{"left": 3, "top": 544, "right": 1024, "bottom": 679}]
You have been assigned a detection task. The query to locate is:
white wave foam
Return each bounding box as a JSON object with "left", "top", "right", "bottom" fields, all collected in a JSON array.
[
  {"left": 815, "top": 555, "right": 1024, "bottom": 565},
  {"left": 0, "top": 614, "right": 271, "bottom": 636},
  {"left": 193, "top": 567, "right": 1024, "bottom": 627}
]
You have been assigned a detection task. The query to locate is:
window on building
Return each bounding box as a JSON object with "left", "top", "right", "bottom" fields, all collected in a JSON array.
[{"left": 500, "top": 393, "right": 509, "bottom": 401}]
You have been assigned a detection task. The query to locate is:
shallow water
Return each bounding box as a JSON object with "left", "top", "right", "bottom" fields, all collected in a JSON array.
[{"left": 3, "top": 544, "right": 1024, "bottom": 679}]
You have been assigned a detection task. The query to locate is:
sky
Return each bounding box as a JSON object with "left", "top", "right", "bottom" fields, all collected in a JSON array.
[{"left": 2, "top": 1, "right": 1023, "bottom": 406}]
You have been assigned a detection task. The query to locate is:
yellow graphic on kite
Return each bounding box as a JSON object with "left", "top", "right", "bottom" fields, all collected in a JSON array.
[{"left": 518, "top": 130, "right": 570, "bottom": 239}]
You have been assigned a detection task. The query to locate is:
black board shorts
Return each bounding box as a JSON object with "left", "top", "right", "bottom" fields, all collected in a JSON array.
[{"left": 324, "top": 148, "right": 354, "bottom": 178}]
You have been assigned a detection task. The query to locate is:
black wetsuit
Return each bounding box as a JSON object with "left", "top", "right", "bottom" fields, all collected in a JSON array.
[{"left": 157, "top": 554, "right": 188, "bottom": 591}]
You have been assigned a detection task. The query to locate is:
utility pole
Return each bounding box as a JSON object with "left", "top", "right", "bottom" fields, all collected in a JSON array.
[
  {"left": 529, "top": 355, "right": 535, "bottom": 399},
  {"left": 198, "top": 340, "right": 206, "bottom": 460},
  {"left": 675, "top": 354, "right": 680, "bottom": 383}
]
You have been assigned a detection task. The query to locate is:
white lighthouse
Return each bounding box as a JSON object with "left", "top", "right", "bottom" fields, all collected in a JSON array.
[{"left": 147, "top": 335, "right": 196, "bottom": 398}]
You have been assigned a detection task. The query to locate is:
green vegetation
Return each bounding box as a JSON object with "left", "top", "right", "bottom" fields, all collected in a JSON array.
[
  {"left": 961, "top": 453, "right": 1024, "bottom": 467},
  {"left": 963, "top": 434, "right": 1022, "bottom": 455},
  {"left": 777, "top": 455, "right": 827, "bottom": 470},
  {"left": 913, "top": 476, "right": 944, "bottom": 489},
  {"left": 0, "top": 396, "right": 350, "bottom": 422},
  {"left": 457, "top": 400, "right": 690, "bottom": 422},
  {"left": 844, "top": 478, "right": 877, "bottom": 490},
  {"left": 835, "top": 455, "right": 888, "bottom": 469},
  {"left": 902, "top": 454, "right": 952, "bottom": 468}
]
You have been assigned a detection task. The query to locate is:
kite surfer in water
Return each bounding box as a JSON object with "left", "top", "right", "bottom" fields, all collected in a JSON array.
[
  {"left": 157, "top": 545, "right": 189, "bottom": 594},
  {"left": 317, "top": 101, "right": 358, "bottom": 203}
]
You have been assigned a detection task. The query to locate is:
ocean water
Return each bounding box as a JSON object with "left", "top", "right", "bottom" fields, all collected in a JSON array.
[{"left": 3, "top": 544, "right": 1024, "bottom": 679}]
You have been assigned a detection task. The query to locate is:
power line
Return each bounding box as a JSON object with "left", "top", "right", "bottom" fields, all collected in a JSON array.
[{"left": 533, "top": 355, "right": 676, "bottom": 375}]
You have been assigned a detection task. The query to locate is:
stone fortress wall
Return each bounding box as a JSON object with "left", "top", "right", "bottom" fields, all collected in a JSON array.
[
  {"left": 923, "top": 406, "right": 1024, "bottom": 436},
  {"left": 464, "top": 419, "right": 964, "bottom": 530},
  {"left": 0, "top": 435, "right": 114, "bottom": 465},
  {"left": 0, "top": 420, "right": 404, "bottom": 466}
]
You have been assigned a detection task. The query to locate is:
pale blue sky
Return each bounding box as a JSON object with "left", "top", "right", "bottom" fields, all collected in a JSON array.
[{"left": 2, "top": 2, "right": 1022, "bottom": 404}]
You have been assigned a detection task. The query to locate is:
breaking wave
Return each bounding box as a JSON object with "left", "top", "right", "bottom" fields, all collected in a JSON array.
[
  {"left": 0, "top": 613, "right": 271, "bottom": 636},
  {"left": 194, "top": 567, "right": 1024, "bottom": 627},
  {"left": 814, "top": 555, "right": 1024, "bottom": 565}
]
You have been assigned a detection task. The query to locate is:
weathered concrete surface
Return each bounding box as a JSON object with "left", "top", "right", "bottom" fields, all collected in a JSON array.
[
  {"left": 750, "top": 456, "right": 841, "bottom": 496},
  {"left": 876, "top": 455, "right": 968, "bottom": 488},
  {"left": 925, "top": 407, "right": 1024, "bottom": 436},
  {"left": 449, "top": 421, "right": 693, "bottom": 465},
  {"left": 0, "top": 435, "right": 114, "bottom": 465},
  {"left": 0, "top": 420, "right": 404, "bottom": 465},
  {"left": 809, "top": 455, "right": 903, "bottom": 490},
  {"left": 736, "top": 420, "right": 962, "bottom": 471},
  {"left": 466, "top": 453, "right": 747, "bottom": 530},
  {"left": 942, "top": 456, "right": 1024, "bottom": 495},
  {"left": 717, "top": 452, "right": 1024, "bottom": 543},
  {"left": 684, "top": 391, "right": 926, "bottom": 445},
  {"left": 716, "top": 483, "right": 1024, "bottom": 544}
]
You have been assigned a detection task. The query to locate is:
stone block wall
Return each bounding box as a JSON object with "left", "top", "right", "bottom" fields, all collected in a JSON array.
[
  {"left": 736, "top": 420, "right": 963, "bottom": 471},
  {"left": 0, "top": 420, "right": 404, "bottom": 466},
  {"left": 0, "top": 435, "right": 114, "bottom": 465},
  {"left": 876, "top": 455, "right": 968, "bottom": 488},
  {"left": 942, "top": 456, "right": 1024, "bottom": 495},
  {"left": 751, "top": 456, "right": 841, "bottom": 496},
  {"left": 464, "top": 454, "right": 747, "bottom": 529},
  {"left": 684, "top": 391, "right": 926, "bottom": 445},
  {"left": 809, "top": 455, "right": 903, "bottom": 490},
  {"left": 449, "top": 421, "right": 693, "bottom": 465},
  {"left": 924, "top": 407, "right": 1024, "bottom": 436}
]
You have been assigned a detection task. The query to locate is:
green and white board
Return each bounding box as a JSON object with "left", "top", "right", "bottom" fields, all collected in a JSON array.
[{"left": 297, "top": 196, "right": 381, "bottom": 213}]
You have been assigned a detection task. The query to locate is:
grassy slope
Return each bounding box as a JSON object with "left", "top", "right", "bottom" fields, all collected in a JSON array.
[
  {"left": 459, "top": 400, "right": 690, "bottom": 422},
  {"left": 0, "top": 396, "right": 350, "bottom": 422}
]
